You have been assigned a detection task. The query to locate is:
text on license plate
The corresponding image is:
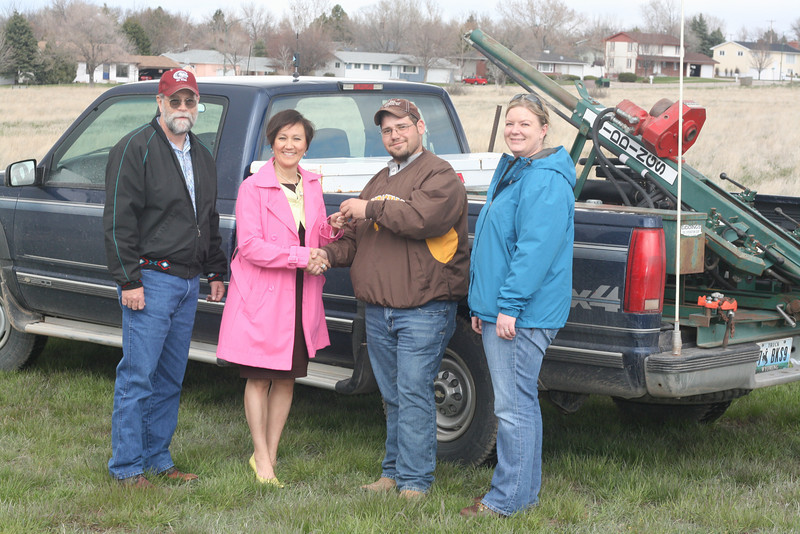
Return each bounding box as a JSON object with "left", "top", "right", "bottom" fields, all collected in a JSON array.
[{"left": 756, "top": 337, "right": 792, "bottom": 373}]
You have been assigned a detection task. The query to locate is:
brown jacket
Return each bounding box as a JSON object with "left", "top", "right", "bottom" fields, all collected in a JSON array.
[{"left": 324, "top": 149, "right": 469, "bottom": 308}]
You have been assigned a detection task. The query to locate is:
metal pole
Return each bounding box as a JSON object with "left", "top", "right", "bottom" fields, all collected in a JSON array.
[
  {"left": 488, "top": 105, "right": 502, "bottom": 152},
  {"left": 672, "top": 0, "right": 686, "bottom": 356}
]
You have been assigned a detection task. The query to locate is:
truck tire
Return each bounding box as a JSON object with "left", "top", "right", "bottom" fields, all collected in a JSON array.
[
  {"left": 612, "top": 398, "right": 732, "bottom": 424},
  {"left": 0, "top": 299, "right": 47, "bottom": 371},
  {"left": 435, "top": 315, "right": 497, "bottom": 465}
]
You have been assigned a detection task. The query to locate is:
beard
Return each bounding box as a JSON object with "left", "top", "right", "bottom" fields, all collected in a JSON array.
[{"left": 163, "top": 109, "right": 197, "bottom": 135}]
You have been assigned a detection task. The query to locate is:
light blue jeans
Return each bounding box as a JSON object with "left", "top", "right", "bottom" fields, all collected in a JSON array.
[
  {"left": 108, "top": 270, "right": 200, "bottom": 480},
  {"left": 365, "top": 300, "right": 457, "bottom": 493},
  {"left": 480, "top": 325, "right": 559, "bottom": 516}
]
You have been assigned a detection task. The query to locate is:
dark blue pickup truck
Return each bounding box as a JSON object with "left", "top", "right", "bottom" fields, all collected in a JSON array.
[{"left": 2, "top": 76, "right": 791, "bottom": 465}]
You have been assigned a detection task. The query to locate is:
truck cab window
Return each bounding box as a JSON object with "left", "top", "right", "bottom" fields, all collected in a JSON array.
[
  {"left": 47, "top": 95, "right": 225, "bottom": 188},
  {"left": 261, "top": 93, "right": 461, "bottom": 160}
]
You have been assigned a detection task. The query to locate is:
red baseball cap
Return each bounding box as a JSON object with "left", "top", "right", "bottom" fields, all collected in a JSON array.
[{"left": 158, "top": 68, "right": 199, "bottom": 97}]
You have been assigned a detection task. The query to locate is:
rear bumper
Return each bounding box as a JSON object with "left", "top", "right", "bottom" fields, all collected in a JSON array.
[{"left": 645, "top": 342, "right": 768, "bottom": 397}]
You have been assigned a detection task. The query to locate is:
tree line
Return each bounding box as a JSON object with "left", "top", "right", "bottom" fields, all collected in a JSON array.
[{"left": 2, "top": 0, "right": 799, "bottom": 85}]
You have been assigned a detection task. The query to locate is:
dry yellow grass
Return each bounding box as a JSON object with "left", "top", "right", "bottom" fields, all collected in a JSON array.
[{"left": 2, "top": 82, "right": 799, "bottom": 195}]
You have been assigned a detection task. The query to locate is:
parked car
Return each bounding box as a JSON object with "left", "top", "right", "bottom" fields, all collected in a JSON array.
[{"left": 463, "top": 75, "right": 488, "bottom": 85}]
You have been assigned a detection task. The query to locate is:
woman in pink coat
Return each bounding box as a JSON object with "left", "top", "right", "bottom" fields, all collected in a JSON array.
[{"left": 217, "top": 110, "right": 342, "bottom": 487}]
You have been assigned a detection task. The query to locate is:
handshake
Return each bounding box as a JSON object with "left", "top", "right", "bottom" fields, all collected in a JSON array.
[{"left": 304, "top": 248, "right": 330, "bottom": 276}]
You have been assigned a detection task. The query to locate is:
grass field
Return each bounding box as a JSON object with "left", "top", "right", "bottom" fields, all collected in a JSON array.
[{"left": 3, "top": 339, "right": 800, "bottom": 532}]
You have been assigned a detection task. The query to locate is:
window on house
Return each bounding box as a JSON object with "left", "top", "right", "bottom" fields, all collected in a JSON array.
[
  {"left": 737, "top": 51, "right": 744, "bottom": 56},
  {"left": 401, "top": 66, "right": 417, "bottom": 73},
  {"left": 335, "top": 62, "right": 341, "bottom": 68},
  {"left": 354, "top": 63, "right": 362, "bottom": 69},
  {"left": 719, "top": 50, "right": 725, "bottom": 56},
  {"left": 609, "top": 58, "right": 615, "bottom": 68},
  {"left": 626, "top": 59, "right": 632, "bottom": 68},
  {"left": 117, "top": 64, "right": 129, "bottom": 78},
  {"left": 627, "top": 42, "right": 634, "bottom": 52},
  {"left": 373, "top": 64, "right": 380, "bottom": 70}
]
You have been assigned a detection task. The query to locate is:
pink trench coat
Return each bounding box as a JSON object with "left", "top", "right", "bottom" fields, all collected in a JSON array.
[{"left": 216, "top": 159, "right": 341, "bottom": 370}]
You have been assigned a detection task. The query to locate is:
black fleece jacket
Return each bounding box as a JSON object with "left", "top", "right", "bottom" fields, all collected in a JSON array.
[{"left": 103, "top": 116, "right": 227, "bottom": 289}]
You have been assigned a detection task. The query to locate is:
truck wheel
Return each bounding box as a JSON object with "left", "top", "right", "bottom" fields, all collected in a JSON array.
[
  {"left": 612, "top": 398, "right": 732, "bottom": 424},
  {"left": 0, "top": 300, "right": 47, "bottom": 371},
  {"left": 435, "top": 315, "right": 497, "bottom": 465}
]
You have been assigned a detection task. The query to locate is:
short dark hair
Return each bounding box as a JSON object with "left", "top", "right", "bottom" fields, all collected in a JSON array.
[{"left": 266, "top": 109, "right": 315, "bottom": 147}]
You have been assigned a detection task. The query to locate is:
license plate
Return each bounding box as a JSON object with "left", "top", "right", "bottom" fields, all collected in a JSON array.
[{"left": 756, "top": 337, "right": 792, "bottom": 373}]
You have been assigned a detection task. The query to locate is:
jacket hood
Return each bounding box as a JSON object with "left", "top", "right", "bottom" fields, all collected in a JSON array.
[{"left": 511, "top": 146, "right": 576, "bottom": 189}]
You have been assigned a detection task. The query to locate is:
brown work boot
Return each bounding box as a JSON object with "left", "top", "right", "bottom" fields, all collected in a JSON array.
[
  {"left": 399, "top": 489, "right": 425, "bottom": 500},
  {"left": 117, "top": 474, "right": 153, "bottom": 488},
  {"left": 361, "top": 477, "right": 396, "bottom": 492},
  {"left": 160, "top": 466, "right": 198, "bottom": 482},
  {"left": 460, "top": 501, "right": 504, "bottom": 518}
]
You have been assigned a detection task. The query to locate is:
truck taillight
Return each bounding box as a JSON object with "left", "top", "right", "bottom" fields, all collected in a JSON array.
[{"left": 624, "top": 228, "right": 666, "bottom": 313}]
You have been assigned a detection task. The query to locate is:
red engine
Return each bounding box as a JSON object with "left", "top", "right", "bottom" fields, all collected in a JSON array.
[{"left": 614, "top": 98, "right": 706, "bottom": 159}]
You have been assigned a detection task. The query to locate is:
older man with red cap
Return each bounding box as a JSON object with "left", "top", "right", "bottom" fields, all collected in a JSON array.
[
  {"left": 103, "top": 68, "right": 227, "bottom": 487},
  {"left": 319, "top": 98, "right": 469, "bottom": 499}
]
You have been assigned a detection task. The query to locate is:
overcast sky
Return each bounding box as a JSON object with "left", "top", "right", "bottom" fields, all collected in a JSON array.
[{"left": 4, "top": 0, "right": 798, "bottom": 40}]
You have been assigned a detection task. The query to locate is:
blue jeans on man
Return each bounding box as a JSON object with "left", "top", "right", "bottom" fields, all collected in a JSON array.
[
  {"left": 364, "top": 300, "right": 457, "bottom": 493},
  {"left": 480, "top": 325, "right": 559, "bottom": 516},
  {"left": 108, "top": 270, "right": 200, "bottom": 479}
]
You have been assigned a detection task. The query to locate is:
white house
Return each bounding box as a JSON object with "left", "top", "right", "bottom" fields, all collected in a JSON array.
[
  {"left": 74, "top": 59, "right": 139, "bottom": 84},
  {"left": 710, "top": 41, "right": 800, "bottom": 80},
  {"left": 605, "top": 31, "right": 716, "bottom": 78},
  {"left": 318, "top": 51, "right": 458, "bottom": 84}
]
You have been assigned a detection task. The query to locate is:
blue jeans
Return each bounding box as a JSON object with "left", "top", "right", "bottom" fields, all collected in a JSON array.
[
  {"left": 108, "top": 270, "right": 200, "bottom": 479},
  {"left": 480, "top": 325, "right": 559, "bottom": 516},
  {"left": 365, "top": 300, "right": 457, "bottom": 493}
]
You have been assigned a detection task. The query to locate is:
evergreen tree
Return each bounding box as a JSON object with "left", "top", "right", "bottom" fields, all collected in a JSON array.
[
  {"left": 2, "top": 11, "right": 39, "bottom": 83},
  {"left": 34, "top": 43, "right": 76, "bottom": 85},
  {"left": 122, "top": 19, "right": 152, "bottom": 56}
]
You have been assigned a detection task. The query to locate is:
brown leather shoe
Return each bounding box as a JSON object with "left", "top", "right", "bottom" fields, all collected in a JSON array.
[
  {"left": 117, "top": 474, "right": 153, "bottom": 488},
  {"left": 399, "top": 489, "right": 425, "bottom": 500},
  {"left": 361, "top": 477, "right": 396, "bottom": 492},
  {"left": 161, "top": 466, "right": 198, "bottom": 482},
  {"left": 460, "top": 501, "right": 504, "bottom": 518}
]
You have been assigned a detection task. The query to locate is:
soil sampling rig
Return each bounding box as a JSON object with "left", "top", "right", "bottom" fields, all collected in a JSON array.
[{"left": 466, "top": 29, "right": 800, "bottom": 420}]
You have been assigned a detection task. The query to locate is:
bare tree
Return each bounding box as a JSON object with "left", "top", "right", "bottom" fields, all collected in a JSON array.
[
  {"left": 577, "top": 15, "right": 621, "bottom": 66},
  {"left": 239, "top": 3, "right": 275, "bottom": 54},
  {"left": 352, "top": 0, "right": 416, "bottom": 53},
  {"left": 640, "top": 0, "right": 680, "bottom": 36},
  {"left": 205, "top": 9, "right": 251, "bottom": 75},
  {"left": 39, "top": 0, "right": 131, "bottom": 87},
  {"left": 497, "top": 0, "right": 583, "bottom": 56},
  {"left": 288, "top": 0, "right": 330, "bottom": 33},
  {"left": 750, "top": 39, "right": 772, "bottom": 80},
  {"left": 792, "top": 17, "right": 800, "bottom": 42},
  {"left": 407, "top": 0, "right": 456, "bottom": 82},
  {"left": 271, "top": 16, "right": 333, "bottom": 75}
]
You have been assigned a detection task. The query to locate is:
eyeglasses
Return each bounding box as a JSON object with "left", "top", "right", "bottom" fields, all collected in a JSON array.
[
  {"left": 167, "top": 97, "right": 197, "bottom": 109},
  {"left": 380, "top": 123, "right": 415, "bottom": 136},
  {"left": 510, "top": 93, "right": 542, "bottom": 107}
]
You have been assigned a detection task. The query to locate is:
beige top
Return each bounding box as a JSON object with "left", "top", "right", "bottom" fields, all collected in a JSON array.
[{"left": 280, "top": 180, "right": 305, "bottom": 231}]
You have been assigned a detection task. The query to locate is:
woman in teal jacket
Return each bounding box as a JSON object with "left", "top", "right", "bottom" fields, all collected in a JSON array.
[{"left": 461, "top": 93, "right": 575, "bottom": 518}]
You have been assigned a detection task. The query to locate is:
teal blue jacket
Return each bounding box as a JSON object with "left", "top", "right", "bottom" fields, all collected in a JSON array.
[{"left": 468, "top": 147, "right": 575, "bottom": 328}]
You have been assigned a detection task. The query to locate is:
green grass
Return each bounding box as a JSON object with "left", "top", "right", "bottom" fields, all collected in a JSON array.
[{"left": 3, "top": 339, "right": 800, "bottom": 532}]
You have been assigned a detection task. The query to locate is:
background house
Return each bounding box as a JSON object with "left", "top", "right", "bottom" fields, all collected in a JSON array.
[
  {"left": 711, "top": 41, "right": 800, "bottom": 80},
  {"left": 605, "top": 31, "right": 716, "bottom": 78},
  {"left": 74, "top": 56, "right": 139, "bottom": 84},
  {"left": 529, "top": 50, "right": 602, "bottom": 79},
  {"left": 318, "top": 50, "right": 458, "bottom": 83}
]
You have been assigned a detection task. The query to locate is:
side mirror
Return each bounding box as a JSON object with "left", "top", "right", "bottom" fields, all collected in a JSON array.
[{"left": 5, "top": 160, "right": 38, "bottom": 187}]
